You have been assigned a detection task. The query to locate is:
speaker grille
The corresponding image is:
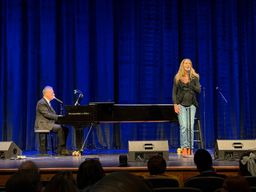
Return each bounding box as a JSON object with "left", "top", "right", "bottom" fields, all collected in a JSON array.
[
  {"left": 128, "top": 140, "right": 169, "bottom": 161},
  {"left": 0, "top": 141, "right": 22, "bottom": 159},
  {"left": 215, "top": 140, "right": 256, "bottom": 160}
]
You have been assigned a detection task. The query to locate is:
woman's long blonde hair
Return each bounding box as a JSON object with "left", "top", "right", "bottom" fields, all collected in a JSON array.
[{"left": 175, "top": 58, "right": 199, "bottom": 83}]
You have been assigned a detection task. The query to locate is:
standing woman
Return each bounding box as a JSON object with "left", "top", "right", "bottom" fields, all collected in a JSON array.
[{"left": 172, "top": 59, "right": 201, "bottom": 156}]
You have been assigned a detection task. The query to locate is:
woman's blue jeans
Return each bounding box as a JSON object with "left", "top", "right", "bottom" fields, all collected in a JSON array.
[{"left": 177, "top": 105, "right": 196, "bottom": 149}]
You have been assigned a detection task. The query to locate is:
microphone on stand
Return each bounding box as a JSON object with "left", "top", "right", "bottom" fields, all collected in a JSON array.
[
  {"left": 54, "top": 97, "right": 63, "bottom": 104},
  {"left": 74, "top": 89, "right": 80, "bottom": 94},
  {"left": 74, "top": 89, "right": 84, "bottom": 97},
  {"left": 74, "top": 89, "right": 84, "bottom": 106},
  {"left": 216, "top": 86, "right": 228, "bottom": 104}
]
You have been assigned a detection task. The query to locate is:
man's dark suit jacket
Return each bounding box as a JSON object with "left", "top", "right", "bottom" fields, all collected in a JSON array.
[{"left": 34, "top": 98, "right": 59, "bottom": 130}]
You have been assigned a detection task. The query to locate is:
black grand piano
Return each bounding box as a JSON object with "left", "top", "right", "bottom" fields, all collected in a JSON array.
[
  {"left": 58, "top": 102, "right": 177, "bottom": 124},
  {"left": 57, "top": 102, "right": 178, "bottom": 150}
]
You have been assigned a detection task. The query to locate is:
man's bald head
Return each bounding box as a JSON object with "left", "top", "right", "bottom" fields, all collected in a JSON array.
[{"left": 42, "top": 86, "right": 55, "bottom": 101}]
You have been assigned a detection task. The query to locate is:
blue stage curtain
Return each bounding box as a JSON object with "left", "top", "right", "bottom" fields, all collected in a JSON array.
[{"left": 0, "top": 0, "right": 256, "bottom": 150}]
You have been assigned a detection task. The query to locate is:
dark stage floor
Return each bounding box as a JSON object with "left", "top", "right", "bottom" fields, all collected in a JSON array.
[{"left": 0, "top": 149, "right": 239, "bottom": 170}]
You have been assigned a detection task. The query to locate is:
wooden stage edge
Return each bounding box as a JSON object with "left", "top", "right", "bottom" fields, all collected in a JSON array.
[{"left": 0, "top": 165, "right": 239, "bottom": 187}]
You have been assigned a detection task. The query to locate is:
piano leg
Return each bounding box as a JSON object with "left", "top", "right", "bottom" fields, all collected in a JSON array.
[
  {"left": 113, "top": 124, "right": 121, "bottom": 149},
  {"left": 74, "top": 127, "right": 83, "bottom": 151}
]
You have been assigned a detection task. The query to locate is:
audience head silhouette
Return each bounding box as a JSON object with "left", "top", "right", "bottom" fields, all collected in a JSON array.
[
  {"left": 44, "top": 171, "right": 78, "bottom": 192},
  {"left": 221, "top": 175, "right": 250, "bottom": 192},
  {"left": 77, "top": 158, "right": 105, "bottom": 190},
  {"left": 6, "top": 172, "right": 38, "bottom": 192},
  {"left": 6, "top": 160, "right": 41, "bottom": 192},
  {"left": 18, "top": 160, "right": 40, "bottom": 182},
  {"left": 147, "top": 155, "right": 167, "bottom": 175},
  {"left": 88, "top": 172, "right": 152, "bottom": 192},
  {"left": 194, "top": 149, "right": 213, "bottom": 172}
]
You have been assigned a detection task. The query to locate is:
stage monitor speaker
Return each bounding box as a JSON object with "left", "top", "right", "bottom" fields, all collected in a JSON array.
[
  {"left": 128, "top": 140, "right": 169, "bottom": 162},
  {"left": 0, "top": 141, "right": 22, "bottom": 159},
  {"left": 215, "top": 139, "right": 256, "bottom": 160}
]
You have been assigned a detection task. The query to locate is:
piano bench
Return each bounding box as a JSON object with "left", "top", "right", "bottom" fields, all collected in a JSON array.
[{"left": 34, "top": 130, "right": 56, "bottom": 155}]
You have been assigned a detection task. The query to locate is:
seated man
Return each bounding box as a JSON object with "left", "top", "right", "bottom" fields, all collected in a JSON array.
[
  {"left": 193, "top": 149, "right": 226, "bottom": 178},
  {"left": 34, "top": 86, "right": 69, "bottom": 155}
]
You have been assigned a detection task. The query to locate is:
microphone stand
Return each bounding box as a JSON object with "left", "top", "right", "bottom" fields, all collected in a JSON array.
[
  {"left": 73, "top": 90, "right": 85, "bottom": 152},
  {"left": 60, "top": 103, "right": 64, "bottom": 115},
  {"left": 216, "top": 87, "right": 228, "bottom": 138},
  {"left": 202, "top": 86, "right": 206, "bottom": 147},
  {"left": 74, "top": 92, "right": 84, "bottom": 106},
  {"left": 54, "top": 97, "right": 64, "bottom": 115}
]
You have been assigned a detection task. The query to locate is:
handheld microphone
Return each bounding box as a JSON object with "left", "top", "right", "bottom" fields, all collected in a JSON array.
[
  {"left": 187, "top": 67, "right": 191, "bottom": 80},
  {"left": 54, "top": 97, "right": 63, "bottom": 104}
]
